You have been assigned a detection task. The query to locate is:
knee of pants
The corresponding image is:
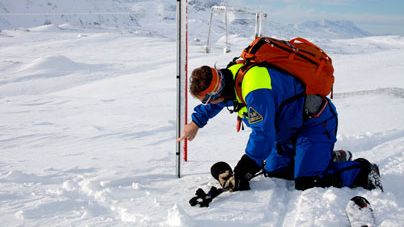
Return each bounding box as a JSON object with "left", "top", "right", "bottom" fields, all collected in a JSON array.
[
  {"left": 265, "top": 167, "right": 294, "bottom": 180},
  {"left": 294, "top": 140, "right": 334, "bottom": 178},
  {"left": 264, "top": 150, "right": 294, "bottom": 180},
  {"left": 264, "top": 151, "right": 293, "bottom": 178},
  {"left": 294, "top": 123, "right": 337, "bottom": 178}
]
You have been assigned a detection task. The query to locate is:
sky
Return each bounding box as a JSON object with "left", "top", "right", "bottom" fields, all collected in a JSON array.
[{"left": 229, "top": 0, "right": 404, "bottom": 35}]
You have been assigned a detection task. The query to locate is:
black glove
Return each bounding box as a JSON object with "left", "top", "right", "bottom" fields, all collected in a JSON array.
[{"left": 233, "top": 154, "right": 262, "bottom": 190}]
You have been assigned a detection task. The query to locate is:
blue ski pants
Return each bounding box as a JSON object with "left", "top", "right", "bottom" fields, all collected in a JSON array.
[{"left": 263, "top": 102, "right": 363, "bottom": 190}]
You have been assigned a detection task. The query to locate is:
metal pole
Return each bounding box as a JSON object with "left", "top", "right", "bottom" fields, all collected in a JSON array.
[
  {"left": 258, "top": 12, "right": 262, "bottom": 37},
  {"left": 176, "top": 0, "right": 182, "bottom": 178},
  {"left": 224, "top": 6, "right": 230, "bottom": 53},
  {"left": 176, "top": 0, "right": 188, "bottom": 178},
  {"left": 205, "top": 8, "right": 214, "bottom": 53},
  {"left": 183, "top": 0, "right": 189, "bottom": 163},
  {"left": 255, "top": 12, "right": 259, "bottom": 38}
]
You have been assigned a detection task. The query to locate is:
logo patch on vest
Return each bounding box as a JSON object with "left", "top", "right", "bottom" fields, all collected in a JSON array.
[{"left": 248, "top": 107, "right": 263, "bottom": 124}]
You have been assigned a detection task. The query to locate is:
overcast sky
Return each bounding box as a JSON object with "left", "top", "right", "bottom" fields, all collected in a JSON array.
[{"left": 229, "top": 0, "right": 404, "bottom": 35}]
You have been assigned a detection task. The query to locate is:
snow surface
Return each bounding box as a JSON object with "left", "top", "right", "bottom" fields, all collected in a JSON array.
[{"left": 1, "top": 2, "right": 404, "bottom": 227}]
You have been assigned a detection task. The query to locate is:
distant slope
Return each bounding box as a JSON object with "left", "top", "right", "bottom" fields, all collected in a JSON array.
[
  {"left": 294, "top": 20, "right": 371, "bottom": 39},
  {"left": 0, "top": 0, "right": 370, "bottom": 40}
]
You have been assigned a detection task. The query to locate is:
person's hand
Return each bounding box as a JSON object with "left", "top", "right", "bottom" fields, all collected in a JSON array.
[{"left": 176, "top": 121, "right": 200, "bottom": 142}]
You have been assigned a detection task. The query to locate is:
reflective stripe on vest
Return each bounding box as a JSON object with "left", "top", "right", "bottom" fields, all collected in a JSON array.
[{"left": 228, "top": 64, "right": 272, "bottom": 119}]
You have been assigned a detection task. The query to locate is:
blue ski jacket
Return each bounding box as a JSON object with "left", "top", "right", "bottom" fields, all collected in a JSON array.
[{"left": 191, "top": 64, "right": 308, "bottom": 166}]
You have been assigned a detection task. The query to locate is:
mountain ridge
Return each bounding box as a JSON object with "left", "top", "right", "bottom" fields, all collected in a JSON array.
[{"left": 0, "top": 0, "right": 371, "bottom": 40}]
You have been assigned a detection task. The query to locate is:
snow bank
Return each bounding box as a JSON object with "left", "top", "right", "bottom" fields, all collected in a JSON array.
[{"left": 0, "top": 55, "right": 109, "bottom": 96}]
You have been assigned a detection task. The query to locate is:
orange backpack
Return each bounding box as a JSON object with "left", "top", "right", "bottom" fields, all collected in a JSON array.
[{"left": 233, "top": 37, "right": 335, "bottom": 105}]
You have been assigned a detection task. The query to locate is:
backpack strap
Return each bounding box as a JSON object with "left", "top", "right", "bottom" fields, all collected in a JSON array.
[
  {"left": 234, "top": 63, "right": 255, "bottom": 105},
  {"left": 226, "top": 57, "right": 240, "bottom": 68}
]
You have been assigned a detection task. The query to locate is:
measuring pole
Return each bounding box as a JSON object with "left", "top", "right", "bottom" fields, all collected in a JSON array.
[{"left": 176, "top": 0, "right": 188, "bottom": 178}]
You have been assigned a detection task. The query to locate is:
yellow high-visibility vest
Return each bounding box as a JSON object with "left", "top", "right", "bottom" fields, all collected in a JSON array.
[{"left": 228, "top": 64, "right": 272, "bottom": 119}]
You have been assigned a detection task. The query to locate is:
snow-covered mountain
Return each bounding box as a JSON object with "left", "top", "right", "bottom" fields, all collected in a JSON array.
[
  {"left": 0, "top": 0, "right": 142, "bottom": 29},
  {"left": 0, "top": 0, "right": 176, "bottom": 37},
  {"left": 0, "top": 0, "right": 370, "bottom": 40},
  {"left": 295, "top": 20, "right": 371, "bottom": 39}
]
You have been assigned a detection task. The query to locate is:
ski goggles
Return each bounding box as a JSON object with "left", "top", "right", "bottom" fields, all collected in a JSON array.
[{"left": 199, "top": 68, "right": 225, "bottom": 105}]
